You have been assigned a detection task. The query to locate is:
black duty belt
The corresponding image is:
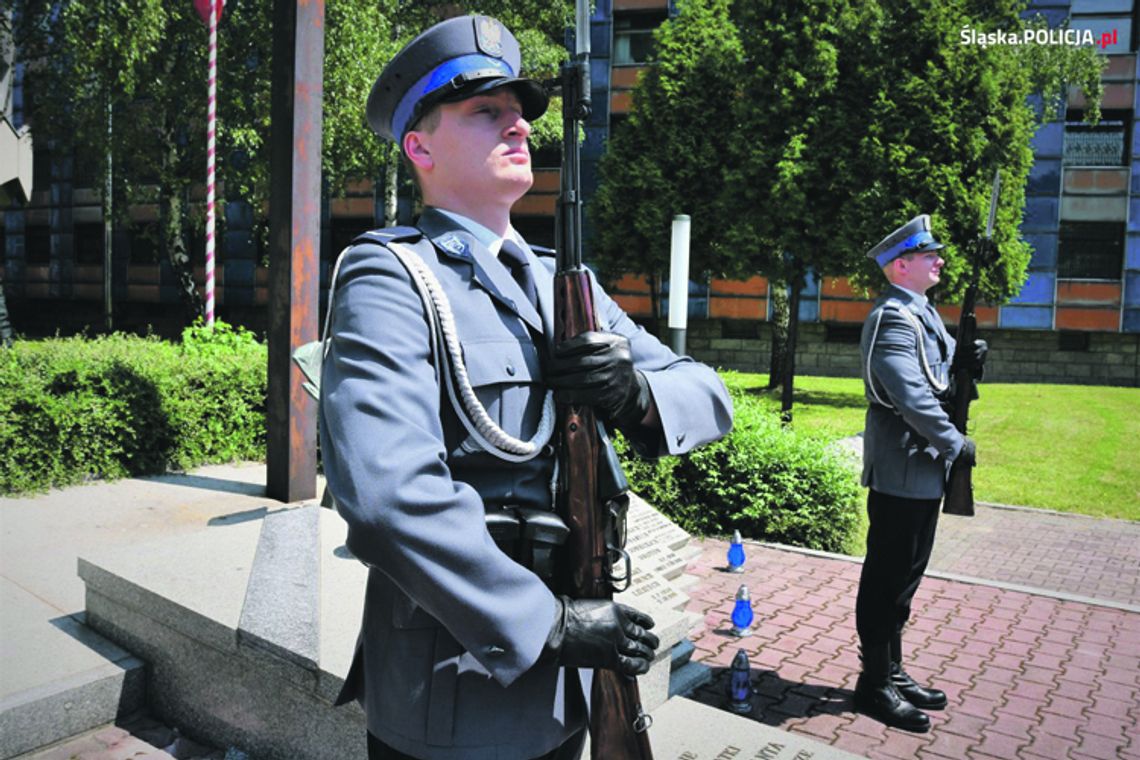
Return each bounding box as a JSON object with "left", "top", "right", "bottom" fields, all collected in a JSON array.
[{"left": 485, "top": 507, "right": 570, "bottom": 584}]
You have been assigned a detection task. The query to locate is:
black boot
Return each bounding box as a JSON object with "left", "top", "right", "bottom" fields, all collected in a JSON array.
[
  {"left": 890, "top": 633, "right": 947, "bottom": 710},
  {"left": 854, "top": 643, "right": 930, "bottom": 732}
]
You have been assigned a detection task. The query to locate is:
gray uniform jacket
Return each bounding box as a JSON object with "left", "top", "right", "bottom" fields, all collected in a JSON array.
[
  {"left": 319, "top": 208, "right": 733, "bottom": 759},
  {"left": 860, "top": 284, "right": 965, "bottom": 501}
]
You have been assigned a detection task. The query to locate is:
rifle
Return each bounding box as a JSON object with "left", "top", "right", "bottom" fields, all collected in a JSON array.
[
  {"left": 943, "top": 169, "right": 1001, "bottom": 516},
  {"left": 552, "top": 0, "right": 655, "bottom": 756}
]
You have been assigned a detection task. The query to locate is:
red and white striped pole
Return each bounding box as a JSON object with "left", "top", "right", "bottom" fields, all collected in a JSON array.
[{"left": 204, "top": 0, "right": 218, "bottom": 326}]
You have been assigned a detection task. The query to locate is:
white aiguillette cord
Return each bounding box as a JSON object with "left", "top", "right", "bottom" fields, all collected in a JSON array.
[
  {"left": 865, "top": 300, "right": 949, "bottom": 410},
  {"left": 321, "top": 240, "right": 556, "bottom": 463}
]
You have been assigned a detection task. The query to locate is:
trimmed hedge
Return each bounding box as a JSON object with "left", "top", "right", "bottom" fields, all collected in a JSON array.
[
  {"left": 2, "top": 326, "right": 860, "bottom": 553},
  {"left": 617, "top": 390, "right": 862, "bottom": 553},
  {"left": 0, "top": 321, "right": 266, "bottom": 495}
]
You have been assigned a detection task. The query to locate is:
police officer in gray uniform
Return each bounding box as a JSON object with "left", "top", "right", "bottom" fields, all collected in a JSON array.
[
  {"left": 319, "top": 15, "right": 733, "bottom": 760},
  {"left": 855, "top": 215, "right": 985, "bottom": 732}
]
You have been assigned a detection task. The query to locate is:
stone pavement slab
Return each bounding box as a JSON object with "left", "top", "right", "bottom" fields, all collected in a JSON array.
[
  {"left": 0, "top": 580, "right": 144, "bottom": 758},
  {"left": 683, "top": 538, "right": 1140, "bottom": 760},
  {"left": 0, "top": 463, "right": 276, "bottom": 616},
  {"left": 930, "top": 503, "right": 1140, "bottom": 608},
  {"left": 0, "top": 463, "right": 319, "bottom": 757}
]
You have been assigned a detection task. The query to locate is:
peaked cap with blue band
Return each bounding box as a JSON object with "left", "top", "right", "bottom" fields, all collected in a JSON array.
[
  {"left": 867, "top": 214, "right": 946, "bottom": 267},
  {"left": 366, "top": 15, "right": 549, "bottom": 143}
]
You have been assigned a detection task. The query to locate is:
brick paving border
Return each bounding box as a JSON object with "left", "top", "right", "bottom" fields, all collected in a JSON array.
[
  {"left": 15, "top": 713, "right": 224, "bottom": 760},
  {"left": 685, "top": 538, "right": 1140, "bottom": 760}
]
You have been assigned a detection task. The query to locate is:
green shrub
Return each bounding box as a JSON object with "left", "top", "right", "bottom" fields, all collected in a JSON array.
[
  {"left": 617, "top": 390, "right": 862, "bottom": 553},
  {"left": 0, "top": 321, "right": 267, "bottom": 495}
]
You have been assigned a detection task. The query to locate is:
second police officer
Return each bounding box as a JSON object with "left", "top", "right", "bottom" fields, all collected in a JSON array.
[{"left": 856, "top": 215, "right": 987, "bottom": 732}]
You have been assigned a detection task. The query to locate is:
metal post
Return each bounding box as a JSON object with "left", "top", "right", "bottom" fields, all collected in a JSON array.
[
  {"left": 204, "top": 0, "right": 219, "bottom": 326},
  {"left": 266, "top": 0, "right": 323, "bottom": 502},
  {"left": 104, "top": 99, "right": 113, "bottom": 333},
  {"left": 668, "top": 214, "right": 691, "bottom": 356}
]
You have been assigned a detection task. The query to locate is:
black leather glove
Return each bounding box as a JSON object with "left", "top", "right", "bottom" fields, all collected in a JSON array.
[
  {"left": 545, "top": 332, "right": 651, "bottom": 427},
  {"left": 956, "top": 436, "right": 977, "bottom": 467},
  {"left": 544, "top": 597, "right": 659, "bottom": 676}
]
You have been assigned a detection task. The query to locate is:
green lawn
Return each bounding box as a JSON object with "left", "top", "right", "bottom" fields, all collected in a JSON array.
[{"left": 720, "top": 371, "right": 1140, "bottom": 521}]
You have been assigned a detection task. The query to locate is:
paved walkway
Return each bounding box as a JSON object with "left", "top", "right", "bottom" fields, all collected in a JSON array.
[
  {"left": 4, "top": 465, "right": 1139, "bottom": 759},
  {"left": 684, "top": 537, "right": 1140, "bottom": 760},
  {"left": 931, "top": 503, "right": 1140, "bottom": 608}
]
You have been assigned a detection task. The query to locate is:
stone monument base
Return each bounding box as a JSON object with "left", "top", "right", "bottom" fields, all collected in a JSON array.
[{"left": 77, "top": 500, "right": 856, "bottom": 759}]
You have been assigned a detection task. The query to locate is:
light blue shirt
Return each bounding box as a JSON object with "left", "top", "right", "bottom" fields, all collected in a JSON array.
[{"left": 893, "top": 283, "right": 927, "bottom": 308}]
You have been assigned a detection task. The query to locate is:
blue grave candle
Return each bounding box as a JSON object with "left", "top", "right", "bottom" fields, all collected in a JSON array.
[
  {"left": 728, "top": 649, "right": 753, "bottom": 714},
  {"left": 730, "top": 584, "right": 753, "bottom": 636},
  {"left": 727, "top": 529, "right": 745, "bottom": 573}
]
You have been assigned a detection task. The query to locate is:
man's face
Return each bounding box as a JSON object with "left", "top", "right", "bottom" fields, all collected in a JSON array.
[
  {"left": 893, "top": 250, "right": 945, "bottom": 294},
  {"left": 405, "top": 88, "right": 533, "bottom": 210}
]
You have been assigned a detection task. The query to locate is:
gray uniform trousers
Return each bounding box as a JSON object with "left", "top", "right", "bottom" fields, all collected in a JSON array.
[{"left": 319, "top": 208, "right": 733, "bottom": 759}]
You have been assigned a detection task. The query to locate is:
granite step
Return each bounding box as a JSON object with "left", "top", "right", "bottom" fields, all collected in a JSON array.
[
  {"left": 72, "top": 500, "right": 849, "bottom": 759},
  {"left": 0, "top": 588, "right": 145, "bottom": 760}
]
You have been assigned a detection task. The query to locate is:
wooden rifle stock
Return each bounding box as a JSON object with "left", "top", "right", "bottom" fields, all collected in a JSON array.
[
  {"left": 552, "top": 1, "right": 654, "bottom": 755},
  {"left": 555, "top": 273, "right": 654, "bottom": 759}
]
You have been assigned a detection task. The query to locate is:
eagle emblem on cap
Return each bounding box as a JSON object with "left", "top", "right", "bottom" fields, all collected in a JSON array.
[{"left": 476, "top": 17, "right": 504, "bottom": 58}]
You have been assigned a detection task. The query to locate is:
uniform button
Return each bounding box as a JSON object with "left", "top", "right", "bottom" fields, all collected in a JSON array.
[
  {"left": 506, "top": 364, "right": 516, "bottom": 376},
  {"left": 486, "top": 645, "right": 507, "bottom": 657}
]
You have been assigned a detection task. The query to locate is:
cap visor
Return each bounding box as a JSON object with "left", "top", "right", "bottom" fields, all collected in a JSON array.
[{"left": 438, "top": 77, "right": 549, "bottom": 121}]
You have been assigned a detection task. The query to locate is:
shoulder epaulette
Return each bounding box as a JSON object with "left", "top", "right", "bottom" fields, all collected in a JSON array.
[{"left": 352, "top": 226, "right": 423, "bottom": 247}]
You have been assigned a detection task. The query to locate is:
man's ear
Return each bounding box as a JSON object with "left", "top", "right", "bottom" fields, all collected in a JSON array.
[{"left": 403, "top": 131, "right": 433, "bottom": 174}]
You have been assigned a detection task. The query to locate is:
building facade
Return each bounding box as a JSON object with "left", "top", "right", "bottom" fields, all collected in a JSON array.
[{"left": 2, "top": 0, "right": 1138, "bottom": 383}]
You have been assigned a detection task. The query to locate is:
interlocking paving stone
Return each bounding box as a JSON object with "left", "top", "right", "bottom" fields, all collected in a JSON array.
[
  {"left": 930, "top": 503, "right": 1140, "bottom": 607},
  {"left": 684, "top": 538, "right": 1139, "bottom": 760},
  {"left": 13, "top": 721, "right": 190, "bottom": 760}
]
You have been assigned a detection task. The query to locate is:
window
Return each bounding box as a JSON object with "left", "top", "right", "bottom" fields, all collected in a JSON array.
[
  {"left": 1058, "top": 221, "right": 1124, "bottom": 279},
  {"left": 75, "top": 223, "right": 105, "bottom": 265},
  {"left": 32, "top": 148, "right": 53, "bottom": 189},
  {"left": 129, "top": 223, "right": 159, "bottom": 264},
  {"left": 329, "top": 217, "right": 374, "bottom": 260},
  {"left": 511, "top": 216, "right": 555, "bottom": 250},
  {"left": 613, "top": 13, "right": 666, "bottom": 65},
  {"left": 25, "top": 225, "right": 50, "bottom": 264},
  {"left": 186, "top": 226, "right": 206, "bottom": 266},
  {"left": 74, "top": 153, "right": 100, "bottom": 188},
  {"left": 1063, "top": 110, "right": 1131, "bottom": 167}
]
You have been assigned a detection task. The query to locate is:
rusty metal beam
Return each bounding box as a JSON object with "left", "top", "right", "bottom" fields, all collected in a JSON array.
[{"left": 266, "top": 0, "right": 324, "bottom": 502}]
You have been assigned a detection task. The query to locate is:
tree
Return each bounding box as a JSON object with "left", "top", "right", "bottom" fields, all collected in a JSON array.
[
  {"left": 19, "top": 2, "right": 224, "bottom": 320},
  {"left": 721, "top": 0, "right": 866, "bottom": 408},
  {"left": 592, "top": 0, "right": 1103, "bottom": 422},
  {"left": 14, "top": 0, "right": 570, "bottom": 325},
  {"left": 733, "top": 0, "right": 1103, "bottom": 421},
  {"left": 589, "top": 0, "right": 744, "bottom": 316},
  {"left": 838, "top": 3, "right": 1104, "bottom": 302}
]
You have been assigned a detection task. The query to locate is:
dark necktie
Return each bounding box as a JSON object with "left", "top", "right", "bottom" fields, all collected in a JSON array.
[
  {"left": 498, "top": 239, "right": 539, "bottom": 312},
  {"left": 925, "top": 301, "right": 949, "bottom": 360}
]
